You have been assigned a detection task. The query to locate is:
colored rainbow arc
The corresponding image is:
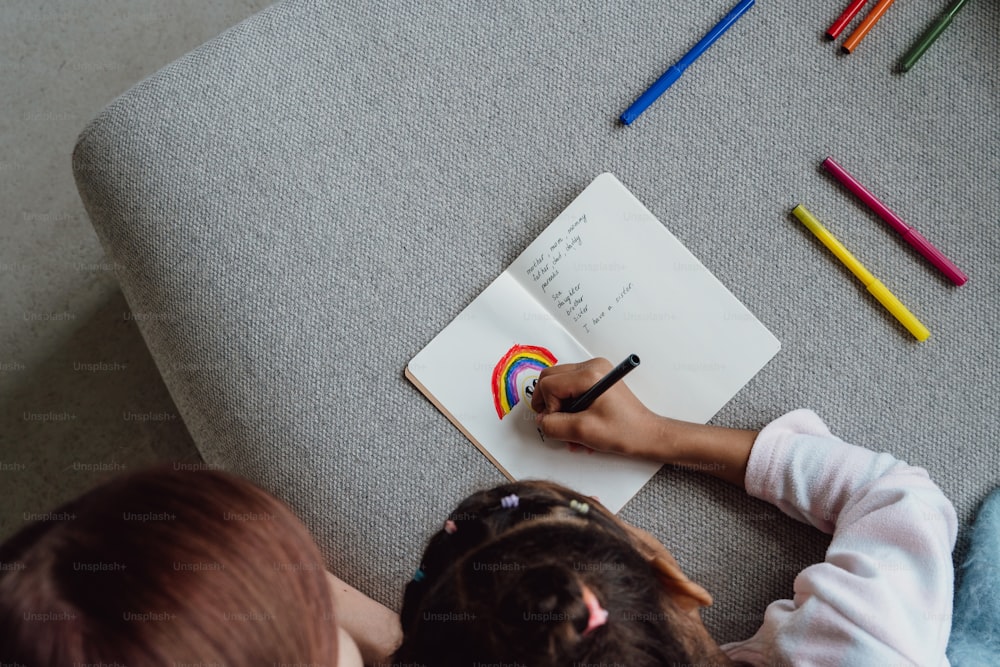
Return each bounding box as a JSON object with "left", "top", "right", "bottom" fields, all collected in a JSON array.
[{"left": 491, "top": 344, "right": 558, "bottom": 420}]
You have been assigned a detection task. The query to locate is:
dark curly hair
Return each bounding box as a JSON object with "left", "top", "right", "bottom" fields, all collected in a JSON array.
[{"left": 394, "top": 480, "right": 714, "bottom": 666}]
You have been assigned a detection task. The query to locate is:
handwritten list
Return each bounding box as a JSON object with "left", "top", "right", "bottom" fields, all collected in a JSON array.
[{"left": 521, "top": 213, "right": 636, "bottom": 334}]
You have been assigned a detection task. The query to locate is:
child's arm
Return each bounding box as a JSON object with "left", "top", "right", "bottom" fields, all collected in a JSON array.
[
  {"left": 531, "top": 358, "right": 758, "bottom": 488},
  {"left": 325, "top": 571, "right": 402, "bottom": 666},
  {"left": 533, "top": 358, "right": 958, "bottom": 665},
  {"left": 724, "top": 409, "right": 957, "bottom": 665}
]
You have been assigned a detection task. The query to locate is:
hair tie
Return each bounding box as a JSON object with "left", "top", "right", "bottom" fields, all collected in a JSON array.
[
  {"left": 443, "top": 519, "right": 457, "bottom": 534},
  {"left": 569, "top": 499, "right": 590, "bottom": 515},
  {"left": 413, "top": 568, "right": 426, "bottom": 582},
  {"left": 501, "top": 494, "right": 519, "bottom": 509},
  {"left": 581, "top": 585, "right": 609, "bottom": 635}
]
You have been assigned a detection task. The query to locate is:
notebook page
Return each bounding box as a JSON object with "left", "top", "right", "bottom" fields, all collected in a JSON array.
[
  {"left": 507, "top": 173, "right": 780, "bottom": 423},
  {"left": 406, "top": 271, "right": 662, "bottom": 512}
]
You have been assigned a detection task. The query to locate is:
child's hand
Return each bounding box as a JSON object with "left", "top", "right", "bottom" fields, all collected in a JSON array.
[
  {"left": 530, "top": 358, "right": 661, "bottom": 458},
  {"left": 531, "top": 358, "right": 758, "bottom": 488}
]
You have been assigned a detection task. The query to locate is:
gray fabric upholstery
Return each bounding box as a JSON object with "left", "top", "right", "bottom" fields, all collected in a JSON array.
[{"left": 73, "top": 0, "right": 999, "bottom": 643}]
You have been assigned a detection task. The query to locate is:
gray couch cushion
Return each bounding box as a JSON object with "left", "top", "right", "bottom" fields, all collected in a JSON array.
[{"left": 73, "top": 0, "right": 999, "bottom": 643}]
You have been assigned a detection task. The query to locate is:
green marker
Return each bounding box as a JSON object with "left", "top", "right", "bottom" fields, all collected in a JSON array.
[{"left": 899, "top": 0, "right": 971, "bottom": 72}]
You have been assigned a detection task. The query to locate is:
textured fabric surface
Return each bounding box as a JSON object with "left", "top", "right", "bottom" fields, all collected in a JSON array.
[
  {"left": 949, "top": 489, "right": 1000, "bottom": 666},
  {"left": 72, "top": 0, "right": 999, "bottom": 644}
]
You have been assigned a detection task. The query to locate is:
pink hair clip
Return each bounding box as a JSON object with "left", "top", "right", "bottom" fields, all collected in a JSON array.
[
  {"left": 443, "top": 519, "right": 457, "bottom": 534},
  {"left": 581, "top": 585, "right": 608, "bottom": 635}
]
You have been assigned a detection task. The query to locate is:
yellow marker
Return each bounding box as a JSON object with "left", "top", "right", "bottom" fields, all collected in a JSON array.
[{"left": 792, "top": 204, "right": 930, "bottom": 342}]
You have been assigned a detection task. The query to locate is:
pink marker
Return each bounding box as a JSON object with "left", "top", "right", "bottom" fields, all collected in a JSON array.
[{"left": 822, "top": 157, "right": 968, "bottom": 286}]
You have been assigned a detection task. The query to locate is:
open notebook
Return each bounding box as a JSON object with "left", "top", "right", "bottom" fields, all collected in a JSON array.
[{"left": 406, "top": 173, "right": 780, "bottom": 512}]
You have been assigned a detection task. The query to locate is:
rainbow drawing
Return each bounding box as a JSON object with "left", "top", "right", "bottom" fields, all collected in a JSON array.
[{"left": 491, "top": 344, "right": 558, "bottom": 419}]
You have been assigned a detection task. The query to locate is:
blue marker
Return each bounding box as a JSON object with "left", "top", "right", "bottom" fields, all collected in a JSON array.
[{"left": 620, "top": 0, "right": 755, "bottom": 125}]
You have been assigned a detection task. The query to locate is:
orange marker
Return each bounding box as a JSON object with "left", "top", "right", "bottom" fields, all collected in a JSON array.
[{"left": 842, "top": 0, "right": 896, "bottom": 54}]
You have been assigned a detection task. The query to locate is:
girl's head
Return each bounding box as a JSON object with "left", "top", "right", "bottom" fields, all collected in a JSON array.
[
  {"left": 394, "top": 480, "right": 728, "bottom": 667},
  {"left": 0, "top": 465, "right": 351, "bottom": 665}
]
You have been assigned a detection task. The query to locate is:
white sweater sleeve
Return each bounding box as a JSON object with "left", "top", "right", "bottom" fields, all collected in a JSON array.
[{"left": 721, "top": 409, "right": 957, "bottom": 667}]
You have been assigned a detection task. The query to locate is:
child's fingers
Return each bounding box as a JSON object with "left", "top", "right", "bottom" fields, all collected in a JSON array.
[
  {"left": 532, "top": 359, "right": 613, "bottom": 414},
  {"left": 535, "top": 409, "right": 594, "bottom": 445},
  {"left": 530, "top": 364, "right": 574, "bottom": 413}
]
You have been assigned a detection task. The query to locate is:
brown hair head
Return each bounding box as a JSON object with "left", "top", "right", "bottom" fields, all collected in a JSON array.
[
  {"left": 0, "top": 464, "right": 337, "bottom": 665},
  {"left": 394, "top": 480, "right": 715, "bottom": 667}
]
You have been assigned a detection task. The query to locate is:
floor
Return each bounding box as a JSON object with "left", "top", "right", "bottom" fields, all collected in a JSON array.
[{"left": 0, "top": 0, "right": 274, "bottom": 541}]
